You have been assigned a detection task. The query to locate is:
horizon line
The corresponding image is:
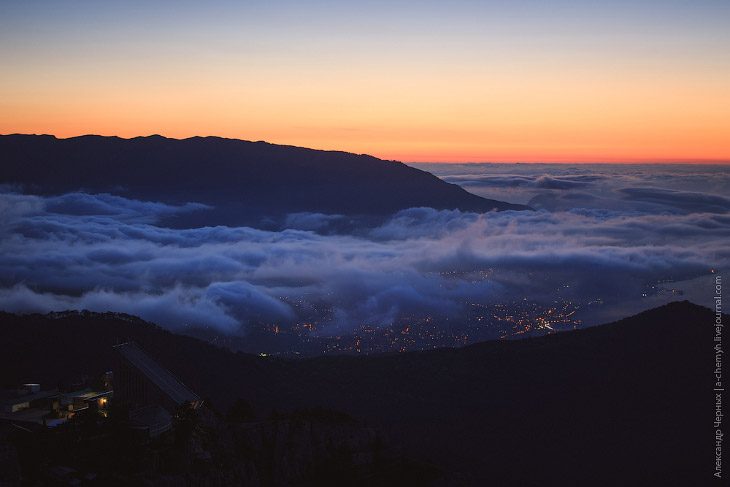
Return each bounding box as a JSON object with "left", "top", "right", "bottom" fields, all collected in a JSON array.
[{"left": 3, "top": 132, "right": 730, "bottom": 165}]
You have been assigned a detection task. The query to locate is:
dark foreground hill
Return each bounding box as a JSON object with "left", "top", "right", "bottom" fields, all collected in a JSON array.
[
  {"left": 0, "top": 301, "right": 717, "bottom": 485},
  {"left": 0, "top": 134, "right": 527, "bottom": 227}
]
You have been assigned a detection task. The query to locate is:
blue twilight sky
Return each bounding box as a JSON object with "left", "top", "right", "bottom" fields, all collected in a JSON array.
[{"left": 1, "top": 0, "right": 729, "bottom": 162}]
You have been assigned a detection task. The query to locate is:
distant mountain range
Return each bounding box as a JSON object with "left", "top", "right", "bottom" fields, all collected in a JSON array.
[
  {"left": 0, "top": 300, "right": 716, "bottom": 485},
  {"left": 0, "top": 134, "right": 528, "bottom": 227}
]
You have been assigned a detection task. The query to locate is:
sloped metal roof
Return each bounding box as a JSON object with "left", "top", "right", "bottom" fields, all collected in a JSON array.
[{"left": 114, "top": 342, "right": 200, "bottom": 406}]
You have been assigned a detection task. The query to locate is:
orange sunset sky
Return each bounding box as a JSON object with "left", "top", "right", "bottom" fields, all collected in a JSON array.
[{"left": 1, "top": 1, "right": 729, "bottom": 163}]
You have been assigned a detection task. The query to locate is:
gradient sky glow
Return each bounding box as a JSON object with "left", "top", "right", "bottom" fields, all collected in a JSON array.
[{"left": 1, "top": 0, "right": 729, "bottom": 162}]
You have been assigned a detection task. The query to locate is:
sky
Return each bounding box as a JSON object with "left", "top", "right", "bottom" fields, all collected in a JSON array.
[{"left": 1, "top": 0, "right": 729, "bottom": 162}]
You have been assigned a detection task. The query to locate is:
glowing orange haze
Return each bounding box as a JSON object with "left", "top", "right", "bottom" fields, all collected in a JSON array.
[{"left": 2, "top": 48, "right": 729, "bottom": 163}]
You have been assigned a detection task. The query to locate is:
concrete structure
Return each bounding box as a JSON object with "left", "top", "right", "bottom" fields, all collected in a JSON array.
[
  {"left": 114, "top": 342, "right": 201, "bottom": 436},
  {"left": 0, "top": 380, "right": 112, "bottom": 427}
]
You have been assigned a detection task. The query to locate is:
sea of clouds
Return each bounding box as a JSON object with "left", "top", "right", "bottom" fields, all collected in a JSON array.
[{"left": 1, "top": 164, "right": 728, "bottom": 335}]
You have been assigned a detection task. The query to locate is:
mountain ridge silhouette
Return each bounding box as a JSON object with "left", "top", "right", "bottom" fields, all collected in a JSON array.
[{"left": 0, "top": 134, "right": 529, "bottom": 228}]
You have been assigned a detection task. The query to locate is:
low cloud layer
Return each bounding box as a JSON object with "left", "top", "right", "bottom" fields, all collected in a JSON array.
[
  {"left": 420, "top": 163, "right": 730, "bottom": 213},
  {"left": 0, "top": 164, "right": 728, "bottom": 336}
]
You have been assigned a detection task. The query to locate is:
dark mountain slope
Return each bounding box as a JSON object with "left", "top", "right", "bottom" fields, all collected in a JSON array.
[
  {"left": 0, "top": 134, "right": 528, "bottom": 226},
  {"left": 0, "top": 301, "right": 716, "bottom": 485}
]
